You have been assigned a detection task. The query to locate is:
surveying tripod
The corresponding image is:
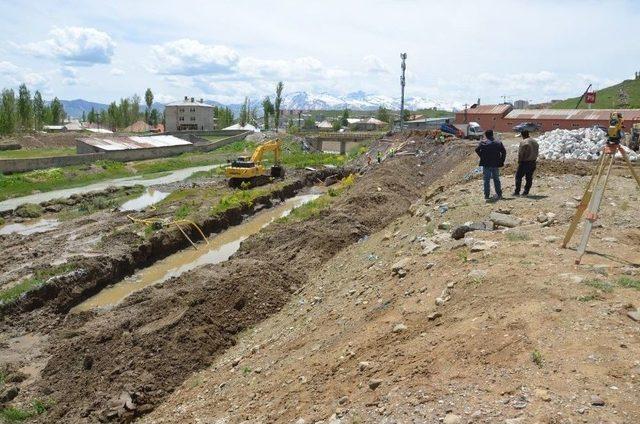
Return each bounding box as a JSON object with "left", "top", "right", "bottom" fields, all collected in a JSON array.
[{"left": 562, "top": 143, "right": 640, "bottom": 264}]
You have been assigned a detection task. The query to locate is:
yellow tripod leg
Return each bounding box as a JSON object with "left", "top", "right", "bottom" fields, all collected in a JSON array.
[
  {"left": 575, "top": 154, "right": 614, "bottom": 264},
  {"left": 562, "top": 153, "right": 606, "bottom": 248}
]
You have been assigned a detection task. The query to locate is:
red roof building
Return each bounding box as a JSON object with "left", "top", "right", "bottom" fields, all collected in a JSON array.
[
  {"left": 497, "top": 109, "right": 640, "bottom": 132},
  {"left": 454, "top": 104, "right": 513, "bottom": 130}
]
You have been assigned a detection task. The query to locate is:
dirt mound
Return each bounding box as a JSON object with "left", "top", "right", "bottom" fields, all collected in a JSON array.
[
  {"left": 35, "top": 144, "right": 471, "bottom": 423},
  {"left": 1, "top": 132, "right": 79, "bottom": 149}
]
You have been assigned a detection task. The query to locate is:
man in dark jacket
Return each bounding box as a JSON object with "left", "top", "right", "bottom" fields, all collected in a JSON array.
[
  {"left": 475, "top": 129, "right": 506, "bottom": 201},
  {"left": 513, "top": 130, "right": 539, "bottom": 196}
]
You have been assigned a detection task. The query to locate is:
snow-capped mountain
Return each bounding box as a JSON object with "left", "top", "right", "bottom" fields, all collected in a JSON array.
[{"left": 281, "top": 91, "right": 458, "bottom": 111}]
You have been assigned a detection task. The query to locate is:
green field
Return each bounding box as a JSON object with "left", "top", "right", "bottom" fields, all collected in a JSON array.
[
  {"left": 551, "top": 79, "right": 640, "bottom": 109},
  {"left": 0, "top": 147, "right": 76, "bottom": 159},
  {"left": 0, "top": 135, "right": 358, "bottom": 202}
]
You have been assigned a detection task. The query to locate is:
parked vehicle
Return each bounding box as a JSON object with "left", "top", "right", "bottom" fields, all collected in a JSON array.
[
  {"left": 512, "top": 122, "right": 542, "bottom": 133},
  {"left": 453, "top": 122, "right": 483, "bottom": 140}
]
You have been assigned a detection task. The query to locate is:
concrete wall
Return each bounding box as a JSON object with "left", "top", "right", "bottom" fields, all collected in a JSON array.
[{"left": 0, "top": 131, "right": 250, "bottom": 174}]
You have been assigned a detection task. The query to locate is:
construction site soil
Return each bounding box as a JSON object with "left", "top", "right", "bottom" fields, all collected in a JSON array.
[
  {"left": 2, "top": 135, "right": 639, "bottom": 424},
  {"left": 0, "top": 141, "right": 472, "bottom": 423}
]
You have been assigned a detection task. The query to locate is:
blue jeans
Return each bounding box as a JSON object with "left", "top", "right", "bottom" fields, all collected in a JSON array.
[{"left": 483, "top": 167, "right": 502, "bottom": 199}]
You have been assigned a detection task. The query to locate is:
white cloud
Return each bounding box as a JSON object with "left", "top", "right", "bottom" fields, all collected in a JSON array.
[
  {"left": 363, "top": 55, "right": 389, "bottom": 75},
  {"left": 24, "top": 26, "right": 115, "bottom": 66},
  {"left": 150, "top": 39, "right": 239, "bottom": 75},
  {"left": 110, "top": 68, "right": 125, "bottom": 76},
  {"left": 0, "top": 61, "right": 19, "bottom": 75}
]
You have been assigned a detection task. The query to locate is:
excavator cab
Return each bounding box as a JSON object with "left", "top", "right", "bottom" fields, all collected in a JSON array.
[{"left": 225, "top": 139, "right": 285, "bottom": 188}]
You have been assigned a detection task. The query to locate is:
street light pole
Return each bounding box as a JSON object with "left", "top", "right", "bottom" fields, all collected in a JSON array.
[{"left": 400, "top": 53, "right": 407, "bottom": 132}]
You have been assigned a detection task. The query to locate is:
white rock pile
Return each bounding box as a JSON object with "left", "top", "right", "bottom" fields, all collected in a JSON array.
[{"left": 536, "top": 127, "right": 638, "bottom": 161}]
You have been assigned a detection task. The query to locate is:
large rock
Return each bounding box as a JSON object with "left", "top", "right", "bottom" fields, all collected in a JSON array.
[
  {"left": 489, "top": 212, "right": 522, "bottom": 228},
  {"left": 451, "top": 225, "right": 471, "bottom": 240}
]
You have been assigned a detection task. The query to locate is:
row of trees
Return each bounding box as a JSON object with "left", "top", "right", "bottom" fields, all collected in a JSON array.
[
  {"left": 84, "top": 88, "right": 162, "bottom": 130},
  {"left": 0, "top": 83, "right": 66, "bottom": 136}
]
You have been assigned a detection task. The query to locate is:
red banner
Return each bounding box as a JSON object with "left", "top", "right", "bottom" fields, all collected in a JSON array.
[{"left": 585, "top": 92, "right": 596, "bottom": 104}]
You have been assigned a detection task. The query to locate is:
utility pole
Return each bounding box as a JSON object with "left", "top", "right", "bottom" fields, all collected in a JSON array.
[
  {"left": 463, "top": 103, "right": 468, "bottom": 124},
  {"left": 399, "top": 53, "right": 407, "bottom": 132},
  {"left": 298, "top": 110, "right": 302, "bottom": 129}
]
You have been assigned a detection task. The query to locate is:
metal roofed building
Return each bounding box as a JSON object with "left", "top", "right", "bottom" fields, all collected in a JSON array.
[
  {"left": 76, "top": 135, "right": 192, "bottom": 153},
  {"left": 165, "top": 96, "right": 215, "bottom": 132},
  {"left": 454, "top": 104, "right": 513, "bottom": 130},
  {"left": 497, "top": 109, "right": 640, "bottom": 132}
]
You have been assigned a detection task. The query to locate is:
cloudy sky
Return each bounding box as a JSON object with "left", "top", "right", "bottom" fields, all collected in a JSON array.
[{"left": 1, "top": 0, "right": 639, "bottom": 106}]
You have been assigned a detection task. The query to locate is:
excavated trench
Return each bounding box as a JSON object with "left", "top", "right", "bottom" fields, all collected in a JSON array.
[
  {"left": 5, "top": 142, "right": 473, "bottom": 423},
  {"left": 0, "top": 169, "right": 346, "bottom": 320}
]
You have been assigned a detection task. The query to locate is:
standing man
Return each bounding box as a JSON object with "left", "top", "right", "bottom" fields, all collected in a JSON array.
[
  {"left": 513, "top": 130, "right": 539, "bottom": 196},
  {"left": 475, "top": 129, "right": 506, "bottom": 201}
]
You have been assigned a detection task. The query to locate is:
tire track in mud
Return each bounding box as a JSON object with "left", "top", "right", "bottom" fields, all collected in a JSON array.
[{"left": 32, "top": 143, "right": 472, "bottom": 423}]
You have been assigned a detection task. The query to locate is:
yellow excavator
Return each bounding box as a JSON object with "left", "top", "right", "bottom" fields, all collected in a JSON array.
[{"left": 225, "top": 139, "right": 285, "bottom": 188}]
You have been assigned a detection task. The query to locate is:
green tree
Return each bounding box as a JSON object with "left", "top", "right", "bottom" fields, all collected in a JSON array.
[
  {"left": 332, "top": 120, "right": 341, "bottom": 131},
  {"left": 107, "top": 101, "right": 119, "bottom": 130},
  {"left": 376, "top": 106, "right": 390, "bottom": 123},
  {"left": 49, "top": 97, "right": 64, "bottom": 125},
  {"left": 302, "top": 116, "right": 316, "bottom": 130},
  {"left": 32, "top": 90, "right": 45, "bottom": 130},
  {"left": 81, "top": 111, "right": 86, "bottom": 122},
  {"left": 0, "top": 89, "right": 16, "bottom": 135},
  {"left": 144, "top": 88, "right": 154, "bottom": 123},
  {"left": 149, "top": 109, "right": 159, "bottom": 126},
  {"left": 340, "top": 108, "right": 349, "bottom": 126},
  {"left": 87, "top": 107, "right": 96, "bottom": 124},
  {"left": 239, "top": 97, "right": 250, "bottom": 126},
  {"left": 130, "top": 94, "right": 141, "bottom": 125},
  {"left": 262, "top": 96, "right": 274, "bottom": 130},
  {"left": 274, "top": 81, "right": 284, "bottom": 133},
  {"left": 17, "top": 83, "right": 32, "bottom": 130}
]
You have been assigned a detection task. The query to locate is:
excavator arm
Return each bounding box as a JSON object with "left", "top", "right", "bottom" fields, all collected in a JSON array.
[{"left": 250, "top": 140, "right": 282, "bottom": 165}]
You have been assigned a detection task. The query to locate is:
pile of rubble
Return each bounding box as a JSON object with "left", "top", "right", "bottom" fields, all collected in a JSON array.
[{"left": 537, "top": 127, "right": 638, "bottom": 161}]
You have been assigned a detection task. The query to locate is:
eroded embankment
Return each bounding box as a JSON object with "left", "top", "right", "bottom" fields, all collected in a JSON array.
[
  {"left": 0, "top": 169, "right": 345, "bottom": 321},
  {"left": 33, "top": 143, "right": 472, "bottom": 423}
]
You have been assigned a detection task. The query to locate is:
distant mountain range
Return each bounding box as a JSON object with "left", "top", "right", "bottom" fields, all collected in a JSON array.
[
  {"left": 58, "top": 91, "right": 458, "bottom": 118},
  {"left": 281, "top": 91, "right": 459, "bottom": 112}
]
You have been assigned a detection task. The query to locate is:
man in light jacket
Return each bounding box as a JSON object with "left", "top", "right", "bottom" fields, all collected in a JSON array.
[
  {"left": 475, "top": 130, "right": 507, "bottom": 201},
  {"left": 513, "top": 130, "right": 539, "bottom": 196}
]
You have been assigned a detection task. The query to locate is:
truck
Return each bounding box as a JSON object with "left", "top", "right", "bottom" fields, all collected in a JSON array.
[{"left": 453, "top": 122, "right": 483, "bottom": 140}]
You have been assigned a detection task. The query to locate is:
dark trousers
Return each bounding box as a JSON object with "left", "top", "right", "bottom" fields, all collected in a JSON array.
[
  {"left": 515, "top": 161, "right": 536, "bottom": 194},
  {"left": 482, "top": 166, "right": 502, "bottom": 199}
]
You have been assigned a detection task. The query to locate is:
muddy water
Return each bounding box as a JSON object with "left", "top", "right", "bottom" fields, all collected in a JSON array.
[
  {"left": 119, "top": 188, "right": 170, "bottom": 211},
  {"left": 73, "top": 191, "right": 322, "bottom": 312},
  {"left": 0, "top": 164, "right": 221, "bottom": 212},
  {"left": 0, "top": 218, "right": 59, "bottom": 235}
]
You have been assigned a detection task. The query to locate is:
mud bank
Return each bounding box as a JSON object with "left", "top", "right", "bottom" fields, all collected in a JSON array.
[
  {"left": 32, "top": 143, "right": 472, "bottom": 423},
  {"left": 0, "top": 169, "right": 348, "bottom": 320}
]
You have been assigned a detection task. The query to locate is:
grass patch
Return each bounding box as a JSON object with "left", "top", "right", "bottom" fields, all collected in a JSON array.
[
  {"left": 583, "top": 279, "right": 614, "bottom": 293},
  {"left": 0, "top": 369, "right": 5, "bottom": 386},
  {"left": 0, "top": 399, "right": 51, "bottom": 422},
  {"left": 280, "top": 175, "right": 356, "bottom": 223},
  {"left": 531, "top": 350, "right": 544, "bottom": 367},
  {"left": 241, "top": 366, "right": 252, "bottom": 375},
  {"left": 174, "top": 204, "right": 193, "bottom": 219},
  {"left": 211, "top": 186, "right": 271, "bottom": 216},
  {"left": 0, "top": 263, "right": 76, "bottom": 306},
  {"left": 0, "top": 147, "right": 76, "bottom": 159},
  {"left": 617, "top": 276, "right": 640, "bottom": 290},
  {"left": 280, "top": 196, "right": 332, "bottom": 223},
  {"left": 457, "top": 249, "right": 469, "bottom": 263},
  {"left": 214, "top": 140, "right": 259, "bottom": 153},
  {"left": 577, "top": 292, "right": 603, "bottom": 302},
  {"left": 506, "top": 232, "right": 530, "bottom": 242}
]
